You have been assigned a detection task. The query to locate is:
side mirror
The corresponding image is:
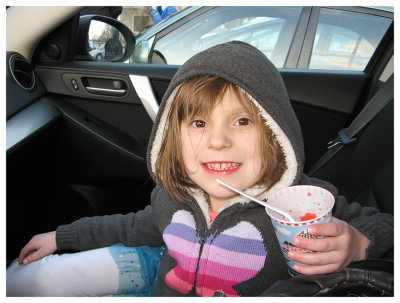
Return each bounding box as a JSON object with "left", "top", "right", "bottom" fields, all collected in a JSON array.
[{"left": 76, "top": 15, "right": 135, "bottom": 62}]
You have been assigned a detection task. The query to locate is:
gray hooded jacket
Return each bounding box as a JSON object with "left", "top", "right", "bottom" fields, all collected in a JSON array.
[{"left": 57, "top": 42, "right": 393, "bottom": 297}]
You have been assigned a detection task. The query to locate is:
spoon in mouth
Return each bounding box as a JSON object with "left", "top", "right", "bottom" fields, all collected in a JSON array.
[{"left": 216, "top": 179, "right": 296, "bottom": 223}]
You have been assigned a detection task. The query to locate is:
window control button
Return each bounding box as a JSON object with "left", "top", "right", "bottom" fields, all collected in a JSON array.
[{"left": 71, "top": 79, "right": 79, "bottom": 90}]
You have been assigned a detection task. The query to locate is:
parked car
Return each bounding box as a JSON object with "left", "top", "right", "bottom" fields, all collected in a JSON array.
[
  {"left": 5, "top": 6, "right": 393, "bottom": 296},
  {"left": 89, "top": 45, "right": 105, "bottom": 61}
]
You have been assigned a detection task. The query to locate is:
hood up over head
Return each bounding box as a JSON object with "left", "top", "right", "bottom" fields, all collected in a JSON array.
[{"left": 147, "top": 41, "right": 307, "bottom": 211}]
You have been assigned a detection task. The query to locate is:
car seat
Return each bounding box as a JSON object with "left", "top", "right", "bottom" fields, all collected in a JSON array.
[{"left": 308, "top": 77, "right": 394, "bottom": 215}]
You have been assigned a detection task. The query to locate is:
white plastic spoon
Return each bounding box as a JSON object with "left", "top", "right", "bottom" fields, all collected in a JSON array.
[{"left": 216, "top": 179, "right": 296, "bottom": 222}]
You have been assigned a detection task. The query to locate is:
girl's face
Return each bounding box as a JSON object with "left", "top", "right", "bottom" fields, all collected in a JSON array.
[{"left": 180, "top": 88, "right": 263, "bottom": 211}]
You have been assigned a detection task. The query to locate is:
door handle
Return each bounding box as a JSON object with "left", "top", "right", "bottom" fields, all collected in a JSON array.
[
  {"left": 82, "top": 77, "right": 128, "bottom": 97},
  {"left": 85, "top": 86, "right": 127, "bottom": 97}
]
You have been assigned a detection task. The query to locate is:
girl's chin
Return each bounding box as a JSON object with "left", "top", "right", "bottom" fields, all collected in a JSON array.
[{"left": 206, "top": 187, "right": 238, "bottom": 201}]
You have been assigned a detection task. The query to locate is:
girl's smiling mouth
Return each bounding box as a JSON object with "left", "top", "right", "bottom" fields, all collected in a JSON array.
[{"left": 202, "top": 162, "right": 242, "bottom": 175}]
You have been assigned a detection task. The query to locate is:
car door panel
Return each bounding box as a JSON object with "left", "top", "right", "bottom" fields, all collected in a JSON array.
[
  {"left": 6, "top": 96, "right": 154, "bottom": 259},
  {"left": 52, "top": 97, "right": 146, "bottom": 162},
  {"left": 283, "top": 70, "right": 369, "bottom": 113},
  {"left": 34, "top": 62, "right": 370, "bottom": 172}
]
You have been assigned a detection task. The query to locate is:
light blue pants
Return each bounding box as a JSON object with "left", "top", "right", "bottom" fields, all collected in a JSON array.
[
  {"left": 108, "top": 244, "right": 165, "bottom": 296},
  {"left": 6, "top": 245, "right": 166, "bottom": 297}
]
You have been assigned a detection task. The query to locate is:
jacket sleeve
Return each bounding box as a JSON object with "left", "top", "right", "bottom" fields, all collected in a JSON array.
[
  {"left": 332, "top": 195, "right": 393, "bottom": 260},
  {"left": 55, "top": 204, "right": 164, "bottom": 252}
]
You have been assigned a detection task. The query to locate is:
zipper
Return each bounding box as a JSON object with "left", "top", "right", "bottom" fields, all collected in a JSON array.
[
  {"left": 187, "top": 200, "right": 248, "bottom": 296},
  {"left": 190, "top": 232, "right": 207, "bottom": 296},
  {"left": 188, "top": 199, "right": 211, "bottom": 296}
]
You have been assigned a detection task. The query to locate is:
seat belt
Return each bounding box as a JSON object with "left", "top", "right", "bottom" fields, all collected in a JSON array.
[{"left": 308, "top": 74, "right": 394, "bottom": 176}]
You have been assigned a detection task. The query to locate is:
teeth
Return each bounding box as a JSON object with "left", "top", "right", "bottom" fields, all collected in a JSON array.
[{"left": 206, "top": 162, "right": 240, "bottom": 171}]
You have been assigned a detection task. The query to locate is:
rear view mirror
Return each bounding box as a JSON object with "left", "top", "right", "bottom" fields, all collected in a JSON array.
[{"left": 76, "top": 15, "right": 135, "bottom": 62}]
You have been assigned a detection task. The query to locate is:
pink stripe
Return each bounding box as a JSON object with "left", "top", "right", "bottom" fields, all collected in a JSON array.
[
  {"left": 197, "top": 258, "right": 259, "bottom": 282},
  {"left": 202, "top": 243, "right": 266, "bottom": 270},
  {"left": 165, "top": 269, "right": 193, "bottom": 294},
  {"left": 163, "top": 234, "right": 200, "bottom": 258},
  {"left": 167, "top": 249, "right": 198, "bottom": 273},
  {"left": 172, "top": 261, "right": 196, "bottom": 282},
  {"left": 196, "top": 274, "right": 241, "bottom": 296}
]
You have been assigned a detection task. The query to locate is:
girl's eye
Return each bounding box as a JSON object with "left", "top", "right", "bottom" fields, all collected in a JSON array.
[
  {"left": 235, "top": 118, "right": 252, "bottom": 126},
  {"left": 191, "top": 120, "right": 207, "bottom": 128}
]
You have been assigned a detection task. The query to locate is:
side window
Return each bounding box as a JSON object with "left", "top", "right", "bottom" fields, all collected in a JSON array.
[
  {"left": 309, "top": 8, "right": 392, "bottom": 70},
  {"left": 151, "top": 6, "right": 302, "bottom": 68}
]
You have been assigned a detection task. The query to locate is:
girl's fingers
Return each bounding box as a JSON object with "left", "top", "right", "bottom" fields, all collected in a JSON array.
[
  {"left": 21, "top": 251, "right": 38, "bottom": 265},
  {"left": 287, "top": 218, "right": 369, "bottom": 275},
  {"left": 292, "top": 235, "right": 336, "bottom": 253},
  {"left": 293, "top": 262, "right": 339, "bottom": 275},
  {"left": 18, "top": 243, "right": 36, "bottom": 264},
  {"left": 288, "top": 249, "right": 337, "bottom": 266},
  {"left": 307, "top": 218, "right": 344, "bottom": 237},
  {"left": 18, "top": 231, "right": 57, "bottom": 265}
]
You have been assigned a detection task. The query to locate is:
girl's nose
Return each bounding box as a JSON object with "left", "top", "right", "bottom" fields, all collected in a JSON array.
[{"left": 207, "top": 126, "right": 232, "bottom": 150}]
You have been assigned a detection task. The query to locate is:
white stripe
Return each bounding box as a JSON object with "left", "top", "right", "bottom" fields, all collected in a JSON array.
[{"left": 129, "top": 75, "right": 159, "bottom": 122}]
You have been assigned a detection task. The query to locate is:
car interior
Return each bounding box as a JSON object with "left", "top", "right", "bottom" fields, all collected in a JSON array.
[{"left": 6, "top": 6, "right": 394, "bottom": 295}]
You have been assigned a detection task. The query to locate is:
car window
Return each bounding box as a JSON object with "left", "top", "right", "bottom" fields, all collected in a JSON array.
[
  {"left": 151, "top": 7, "right": 302, "bottom": 68},
  {"left": 309, "top": 8, "right": 392, "bottom": 70}
]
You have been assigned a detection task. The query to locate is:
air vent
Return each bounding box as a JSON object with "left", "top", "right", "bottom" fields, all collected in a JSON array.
[{"left": 8, "top": 54, "right": 35, "bottom": 90}]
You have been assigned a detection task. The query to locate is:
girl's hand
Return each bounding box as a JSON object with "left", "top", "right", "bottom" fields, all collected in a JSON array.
[
  {"left": 287, "top": 217, "right": 371, "bottom": 275},
  {"left": 18, "top": 231, "right": 57, "bottom": 265}
]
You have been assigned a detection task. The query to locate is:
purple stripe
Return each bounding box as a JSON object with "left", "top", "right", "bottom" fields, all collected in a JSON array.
[
  {"left": 163, "top": 234, "right": 200, "bottom": 260},
  {"left": 202, "top": 243, "right": 266, "bottom": 270},
  {"left": 209, "top": 233, "right": 265, "bottom": 255},
  {"left": 164, "top": 222, "right": 198, "bottom": 243}
]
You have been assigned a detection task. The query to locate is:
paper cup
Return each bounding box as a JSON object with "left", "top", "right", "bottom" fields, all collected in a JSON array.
[{"left": 266, "top": 185, "right": 335, "bottom": 275}]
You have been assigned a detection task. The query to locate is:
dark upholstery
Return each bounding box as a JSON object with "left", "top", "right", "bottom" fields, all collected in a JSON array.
[{"left": 310, "top": 100, "right": 393, "bottom": 215}]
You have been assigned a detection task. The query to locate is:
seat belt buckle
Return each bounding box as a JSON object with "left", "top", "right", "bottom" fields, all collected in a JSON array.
[{"left": 327, "top": 129, "right": 357, "bottom": 149}]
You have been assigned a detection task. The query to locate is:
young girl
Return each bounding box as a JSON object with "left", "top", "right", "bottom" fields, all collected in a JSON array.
[{"left": 7, "top": 41, "right": 393, "bottom": 297}]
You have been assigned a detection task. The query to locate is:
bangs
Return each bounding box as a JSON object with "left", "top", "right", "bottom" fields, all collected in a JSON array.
[{"left": 174, "top": 76, "right": 260, "bottom": 124}]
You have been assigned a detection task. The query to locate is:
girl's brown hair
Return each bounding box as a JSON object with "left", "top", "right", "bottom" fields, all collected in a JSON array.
[{"left": 155, "top": 75, "right": 287, "bottom": 202}]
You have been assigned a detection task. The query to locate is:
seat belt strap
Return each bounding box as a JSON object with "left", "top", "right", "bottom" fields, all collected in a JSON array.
[{"left": 308, "top": 74, "right": 394, "bottom": 176}]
